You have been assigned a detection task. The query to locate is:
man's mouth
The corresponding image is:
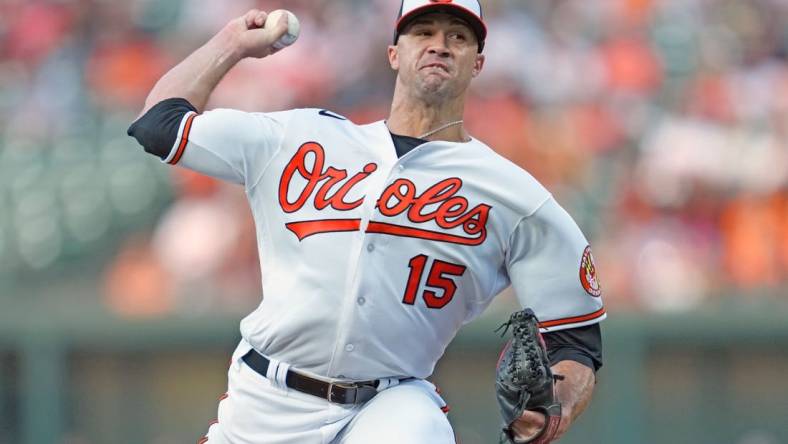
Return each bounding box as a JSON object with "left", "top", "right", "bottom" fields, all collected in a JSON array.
[{"left": 421, "top": 63, "right": 449, "bottom": 73}]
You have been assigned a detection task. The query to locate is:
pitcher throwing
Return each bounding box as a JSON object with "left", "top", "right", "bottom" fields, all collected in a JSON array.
[{"left": 128, "top": 1, "right": 606, "bottom": 442}]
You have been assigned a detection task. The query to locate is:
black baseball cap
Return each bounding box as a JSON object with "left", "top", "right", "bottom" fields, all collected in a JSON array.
[{"left": 394, "top": 0, "right": 487, "bottom": 52}]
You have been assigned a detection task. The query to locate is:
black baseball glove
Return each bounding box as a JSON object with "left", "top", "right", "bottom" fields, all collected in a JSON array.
[{"left": 495, "top": 309, "right": 562, "bottom": 444}]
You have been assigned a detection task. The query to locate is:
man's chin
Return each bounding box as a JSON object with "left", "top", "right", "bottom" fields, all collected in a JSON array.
[
  {"left": 417, "top": 78, "right": 452, "bottom": 99},
  {"left": 422, "top": 71, "right": 450, "bottom": 83}
]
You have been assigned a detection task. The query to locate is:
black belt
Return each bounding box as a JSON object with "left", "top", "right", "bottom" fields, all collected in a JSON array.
[{"left": 241, "top": 350, "right": 380, "bottom": 405}]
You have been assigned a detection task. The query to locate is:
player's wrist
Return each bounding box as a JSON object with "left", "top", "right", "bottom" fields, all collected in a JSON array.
[{"left": 216, "top": 21, "right": 250, "bottom": 63}]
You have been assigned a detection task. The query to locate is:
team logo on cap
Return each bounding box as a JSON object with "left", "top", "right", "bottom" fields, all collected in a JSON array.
[{"left": 579, "top": 246, "right": 601, "bottom": 297}]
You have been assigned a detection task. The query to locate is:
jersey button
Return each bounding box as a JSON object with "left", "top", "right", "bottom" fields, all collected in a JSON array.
[
  {"left": 357, "top": 297, "right": 366, "bottom": 306},
  {"left": 345, "top": 344, "right": 355, "bottom": 352},
  {"left": 398, "top": 164, "right": 405, "bottom": 171},
  {"left": 366, "top": 243, "right": 375, "bottom": 252}
]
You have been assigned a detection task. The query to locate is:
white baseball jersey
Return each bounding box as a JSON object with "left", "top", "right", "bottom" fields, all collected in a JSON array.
[{"left": 164, "top": 107, "right": 605, "bottom": 381}]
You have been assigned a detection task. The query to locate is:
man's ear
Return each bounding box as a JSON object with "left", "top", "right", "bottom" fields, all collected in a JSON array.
[
  {"left": 472, "top": 53, "right": 485, "bottom": 78},
  {"left": 388, "top": 45, "right": 400, "bottom": 70}
]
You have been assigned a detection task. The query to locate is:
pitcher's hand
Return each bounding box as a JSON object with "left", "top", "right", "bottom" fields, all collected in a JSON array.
[{"left": 227, "top": 9, "right": 290, "bottom": 59}]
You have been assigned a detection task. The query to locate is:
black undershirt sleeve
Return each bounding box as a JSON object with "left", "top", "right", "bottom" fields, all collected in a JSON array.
[
  {"left": 543, "top": 323, "right": 603, "bottom": 372},
  {"left": 127, "top": 98, "right": 198, "bottom": 160}
]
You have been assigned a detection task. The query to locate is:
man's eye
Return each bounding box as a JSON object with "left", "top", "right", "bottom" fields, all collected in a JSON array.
[{"left": 450, "top": 32, "right": 467, "bottom": 41}]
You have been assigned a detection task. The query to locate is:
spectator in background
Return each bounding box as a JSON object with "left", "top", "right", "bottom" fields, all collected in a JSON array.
[
  {"left": 104, "top": 169, "right": 260, "bottom": 317},
  {"left": 2, "top": 0, "right": 787, "bottom": 314}
]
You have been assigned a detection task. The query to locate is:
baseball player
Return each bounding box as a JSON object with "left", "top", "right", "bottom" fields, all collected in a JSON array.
[{"left": 128, "top": 1, "right": 605, "bottom": 443}]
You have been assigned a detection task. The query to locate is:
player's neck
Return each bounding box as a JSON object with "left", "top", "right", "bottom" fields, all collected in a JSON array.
[{"left": 387, "top": 93, "right": 469, "bottom": 142}]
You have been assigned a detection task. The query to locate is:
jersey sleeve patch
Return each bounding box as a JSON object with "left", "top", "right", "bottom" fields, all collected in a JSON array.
[{"left": 579, "top": 246, "right": 602, "bottom": 297}]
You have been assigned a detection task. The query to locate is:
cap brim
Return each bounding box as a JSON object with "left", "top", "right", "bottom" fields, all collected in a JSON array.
[{"left": 395, "top": 4, "right": 487, "bottom": 51}]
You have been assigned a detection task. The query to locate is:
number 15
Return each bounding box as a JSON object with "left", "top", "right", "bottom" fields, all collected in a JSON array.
[{"left": 402, "top": 254, "right": 467, "bottom": 309}]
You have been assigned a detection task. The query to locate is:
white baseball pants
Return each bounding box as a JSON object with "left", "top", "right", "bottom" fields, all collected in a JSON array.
[{"left": 199, "top": 349, "right": 456, "bottom": 443}]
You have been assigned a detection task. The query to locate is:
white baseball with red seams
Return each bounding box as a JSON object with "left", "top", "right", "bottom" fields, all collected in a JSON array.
[
  {"left": 265, "top": 9, "right": 300, "bottom": 49},
  {"left": 165, "top": 108, "right": 606, "bottom": 384}
]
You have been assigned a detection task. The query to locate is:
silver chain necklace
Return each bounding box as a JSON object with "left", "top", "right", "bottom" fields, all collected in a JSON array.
[{"left": 418, "top": 119, "right": 464, "bottom": 139}]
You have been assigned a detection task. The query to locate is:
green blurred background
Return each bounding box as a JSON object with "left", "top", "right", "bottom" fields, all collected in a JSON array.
[{"left": 1, "top": 0, "right": 787, "bottom": 443}]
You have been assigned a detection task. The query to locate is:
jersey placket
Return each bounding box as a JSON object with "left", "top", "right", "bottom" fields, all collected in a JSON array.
[
  {"left": 325, "top": 142, "right": 399, "bottom": 378},
  {"left": 326, "top": 127, "right": 440, "bottom": 378}
]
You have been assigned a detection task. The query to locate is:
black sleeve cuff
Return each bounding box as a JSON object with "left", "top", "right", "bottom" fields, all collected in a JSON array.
[
  {"left": 543, "top": 323, "right": 603, "bottom": 372},
  {"left": 127, "top": 98, "right": 198, "bottom": 160},
  {"left": 547, "top": 346, "right": 597, "bottom": 372}
]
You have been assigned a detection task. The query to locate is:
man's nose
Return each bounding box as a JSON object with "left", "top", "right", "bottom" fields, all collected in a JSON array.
[{"left": 426, "top": 33, "right": 451, "bottom": 57}]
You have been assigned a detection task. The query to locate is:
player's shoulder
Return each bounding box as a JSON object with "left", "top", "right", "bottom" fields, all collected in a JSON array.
[
  {"left": 271, "top": 107, "right": 369, "bottom": 131},
  {"left": 469, "top": 138, "right": 534, "bottom": 178},
  {"left": 281, "top": 108, "right": 354, "bottom": 124},
  {"left": 469, "top": 138, "right": 552, "bottom": 215},
  {"left": 227, "top": 107, "right": 349, "bottom": 125}
]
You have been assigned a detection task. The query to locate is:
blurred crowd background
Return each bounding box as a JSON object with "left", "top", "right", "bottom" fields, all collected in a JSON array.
[
  {"left": 2, "top": 1, "right": 788, "bottom": 443},
  {"left": 1, "top": 0, "right": 787, "bottom": 316}
]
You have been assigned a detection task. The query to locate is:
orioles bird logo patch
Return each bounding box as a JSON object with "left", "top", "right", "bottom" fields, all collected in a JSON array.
[{"left": 579, "top": 246, "right": 601, "bottom": 297}]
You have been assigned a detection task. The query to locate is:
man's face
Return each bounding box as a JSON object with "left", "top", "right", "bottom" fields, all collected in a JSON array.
[{"left": 389, "top": 12, "right": 485, "bottom": 102}]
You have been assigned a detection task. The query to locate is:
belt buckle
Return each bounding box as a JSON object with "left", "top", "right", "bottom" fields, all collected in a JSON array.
[{"left": 327, "top": 381, "right": 357, "bottom": 404}]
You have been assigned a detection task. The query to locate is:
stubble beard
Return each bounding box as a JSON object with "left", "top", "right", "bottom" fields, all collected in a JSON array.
[{"left": 413, "top": 73, "right": 456, "bottom": 105}]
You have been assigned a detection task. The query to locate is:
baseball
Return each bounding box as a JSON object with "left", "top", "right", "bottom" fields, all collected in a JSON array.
[{"left": 266, "top": 9, "right": 300, "bottom": 50}]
